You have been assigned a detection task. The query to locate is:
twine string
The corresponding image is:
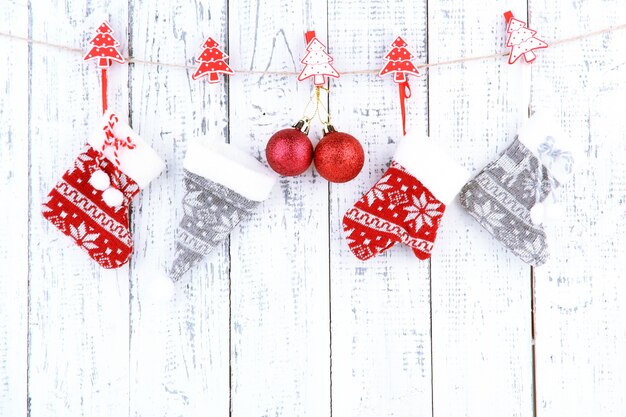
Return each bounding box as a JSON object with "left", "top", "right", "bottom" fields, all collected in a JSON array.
[{"left": 1, "top": 22, "right": 625, "bottom": 74}]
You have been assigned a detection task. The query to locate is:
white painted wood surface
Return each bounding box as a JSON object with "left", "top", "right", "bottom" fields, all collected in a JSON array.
[
  {"left": 0, "top": 2, "right": 28, "bottom": 417},
  {"left": 530, "top": 2, "right": 626, "bottom": 416},
  {"left": 428, "top": 2, "right": 535, "bottom": 416},
  {"left": 1, "top": 0, "right": 625, "bottom": 416},
  {"left": 328, "top": 2, "right": 432, "bottom": 416},
  {"left": 26, "top": 3, "right": 131, "bottom": 417},
  {"left": 127, "top": 2, "right": 231, "bottom": 416},
  {"left": 229, "top": 2, "right": 330, "bottom": 416}
]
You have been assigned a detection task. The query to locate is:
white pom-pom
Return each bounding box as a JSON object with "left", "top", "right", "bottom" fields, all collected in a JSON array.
[
  {"left": 544, "top": 200, "right": 565, "bottom": 221},
  {"left": 530, "top": 203, "right": 545, "bottom": 225},
  {"left": 102, "top": 187, "right": 124, "bottom": 207},
  {"left": 144, "top": 272, "right": 175, "bottom": 303},
  {"left": 89, "top": 170, "right": 111, "bottom": 190}
]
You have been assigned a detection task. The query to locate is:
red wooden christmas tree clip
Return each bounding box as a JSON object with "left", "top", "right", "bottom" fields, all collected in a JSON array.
[
  {"left": 83, "top": 21, "right": 125, "bottom": 113},
  {"left": 379, "top": 36, "right": 420, "bottom": 135},
  {"left": 503, "top": 11, "right": 548, "bottom": 64},
  {"left": 192, "top": 37, "right": 234, "bottom": 83},
  {"left": 298, "top": 31, "right": 340, "bottom": 86},
  {"left": 83, "top": 21, "right": 124, "bottom": 68}
]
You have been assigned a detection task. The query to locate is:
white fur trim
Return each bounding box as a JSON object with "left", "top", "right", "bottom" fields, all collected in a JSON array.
[
  {"left": 394, "top": 131, "right": 470, "bottom": 204},
  {"left": 517, "top": 115, "right": 577, "bottom": 184},
  {"left": 87, "top": 111, "right": 165, "bottom": 188},
  {"left": 184, "top": 139, "right": 277, "bottom": 202}
]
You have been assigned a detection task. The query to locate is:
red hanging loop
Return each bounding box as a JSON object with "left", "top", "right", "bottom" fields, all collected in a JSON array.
[
  {"left": 398, "top": 80, "right": 411, "bottom": 136},
  {"left": 101, "top": 69, "right": 108, "bottom": 114}
]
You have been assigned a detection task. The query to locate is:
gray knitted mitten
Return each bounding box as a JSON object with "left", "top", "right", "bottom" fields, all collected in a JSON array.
[
  {"left": 170, "top": 140, "right": 277, "bottom": 281},
  {"left": 459, "top": 118, "right": 575, "bottom": 266}
]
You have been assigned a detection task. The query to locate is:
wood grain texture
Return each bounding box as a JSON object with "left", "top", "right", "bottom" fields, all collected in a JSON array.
[
  {"left": 27, "top": 3, "right": 131, "bottom": 416},
  {"left": 127, "top": 1, "right": 231, "bottom": 416},
  {"left": 0, "top": 1, "right": 28, "bottom": 416},
  {"left": 2, "top": 0, "right": 626, "bottom": 416},
  {"left": 428, "top": 1, "right": 535, "bottom": 416},
  {"left": 228, "top": 1, "right": 331, "bottom": 416},
  {"left": 529, "top": 1, "right": 626, "bottom": 415},
  {"left": 327, "top": 1, "right": 432, "bottom": 416}
]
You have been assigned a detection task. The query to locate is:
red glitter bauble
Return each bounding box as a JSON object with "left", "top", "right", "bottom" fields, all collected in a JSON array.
[
  {"left": 314, "top": 131, "right": 364, "bottom": 183},
  {"left": 266, "top": 128, "right": 314, "bottom": 176}
]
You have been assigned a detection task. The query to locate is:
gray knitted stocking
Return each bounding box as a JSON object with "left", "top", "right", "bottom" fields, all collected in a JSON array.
[
  {"left": 170, "top": 170, "right": 259, "bottom": 281},
  {"left": 459, "top": 138, "right": 558, "bottom": 266}
]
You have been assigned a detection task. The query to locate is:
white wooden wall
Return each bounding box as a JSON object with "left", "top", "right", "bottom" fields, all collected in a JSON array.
[{"left": 1, "top": 0, "right": 626, "bottom": 416}]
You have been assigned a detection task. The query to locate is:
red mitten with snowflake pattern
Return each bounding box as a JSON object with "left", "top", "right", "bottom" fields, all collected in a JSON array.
[
  {"left": 343, "top": 133, "right": 469, "bottom": 260},
  {"left": 42, "top": 111, "right": 165, "bottom": 268}
]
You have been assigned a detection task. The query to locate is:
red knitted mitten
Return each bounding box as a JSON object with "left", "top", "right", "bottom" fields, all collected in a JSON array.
[{"left": 343, "top": 133, "right": 468, "bottom": 260}]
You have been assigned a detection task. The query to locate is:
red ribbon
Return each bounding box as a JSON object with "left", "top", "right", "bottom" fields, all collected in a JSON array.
[
  {"left": 398, "top": 79, "right": 411, "bottom": 136},
  {"left": 102, "top": 113, "right": 136, "bottom": 167},
  {"left": 94, "top": 113, "right": 136, "bottom": 188}
]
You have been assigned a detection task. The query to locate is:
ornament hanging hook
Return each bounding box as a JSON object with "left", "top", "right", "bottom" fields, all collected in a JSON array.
[{"left": 300, "top": 85, "right": 331, "bottom": 126}]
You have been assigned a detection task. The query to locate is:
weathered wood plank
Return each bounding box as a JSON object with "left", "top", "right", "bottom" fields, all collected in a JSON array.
[
  {"left": 127, "top": 1, "right": 230, "bottom": 416},
  {"left": 529, "top": 1, "right": 626, "bottom": 415},
  {"left": 228, "top": 1, "right": 330, "bottom": 416},
  {"left": 28, "top": 4, "right": 131, "bottom": 416},
  {"left": 0, "top": 1, "right": 28, "bottom": 415},
  {"left": 5, "top": 1, "right": 626, "bottom": 415},
  {"left": 327, "top": 1, "right": 432, "bottom": 416},
  {"left": 428, "top": 2, "right": 535, "bottom": 416}
]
